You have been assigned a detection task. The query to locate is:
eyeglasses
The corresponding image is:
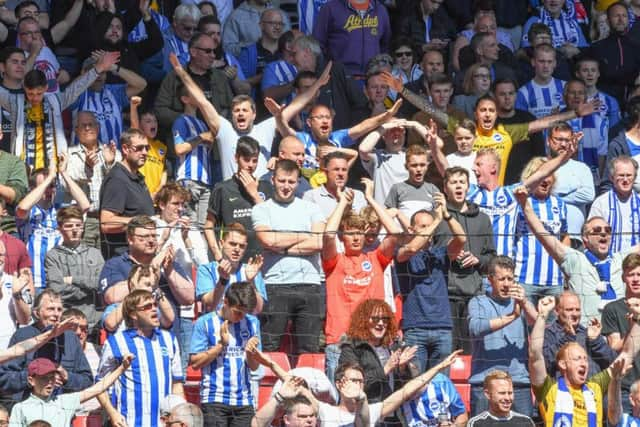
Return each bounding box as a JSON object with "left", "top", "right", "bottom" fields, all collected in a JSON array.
[
  {"left": 61, "top": 223, "right": 83, "bottom": 229},
  {"left": 370, "top": 316, "right": 391, "bottom": 324},
  {"left": 589, "top": 226, "right": 612, "bottom": 235},
  {"left": 395, "top": 51, "right": 413, "bottom": 58},
  {"left": 262, "top": 20, "right": 283, "bottom": 26},
  {"left": 137, "top": 301, "right": 158, "bottom": 311},
  {"left": 193, "top": 46, "right": 215, "bottom": 54},
  {"left": 133, "top": 234, "right": 156, "bottom": 241},
  {"left": 129, "top": 144, "right": 150, "bottom": 152}
]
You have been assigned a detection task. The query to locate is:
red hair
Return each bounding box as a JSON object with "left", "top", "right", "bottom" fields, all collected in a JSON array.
[{"left": 346, "top": 299, "right": 397, "bottom": 347}]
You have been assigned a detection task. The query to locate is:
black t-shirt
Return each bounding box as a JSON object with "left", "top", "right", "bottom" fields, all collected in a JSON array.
[
  {"left": 602, "top": 298, "right": 637, "bottom": 392},
  {"left": 208, "top": 176, "right": 273, "bottom": 259},
  {"left": 189, "top": 70, "right": 213, "bottom": 103},
  {"left": 496, "top": 110, "right": 546, "bottom": 185},
  {"left": 99, "top": 162, "right": 155, "bottom": 258},
  {"left": 468, "top": 411, "right": 535, "bottom": 427}
]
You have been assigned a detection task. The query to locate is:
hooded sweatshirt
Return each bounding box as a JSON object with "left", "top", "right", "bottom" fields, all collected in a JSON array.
[
  {"left": 312, "top": 0, "right": 391, "bottom": 76},
  {"left": 433, "top": 201, "right": 496, "bottom": 297}
]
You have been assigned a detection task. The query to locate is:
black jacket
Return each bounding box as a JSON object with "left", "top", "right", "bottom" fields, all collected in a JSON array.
[
  {"left": 398, "top": 3, "right": 457, "bottom": 47},
  {"left": 338, "top": 339, "right": 391, "bottom": 403},
  {"left": 589, "top": 33, "right": 640, "bottom": 105},
  {"left": 433, "top": 201, "right": 496, "bottom": 297}
]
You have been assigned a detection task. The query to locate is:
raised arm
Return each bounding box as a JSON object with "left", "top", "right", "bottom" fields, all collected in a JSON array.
[
  {"left": 529, "top": 296, "right": 555, "bottom": 387},
  {"left": 607, "top": 358, "right": 630, "bottom": 426},
  {"left": 280, "top": 61, "right": 332, "bottom": 128},
  {"left": 347, "top": 100, "right": 402, "bottom": 141},
  {"left": 514, "top": 186, "right": 567, "bottom": 264},
  {"left": 359, "top": 120, "right": 407, "bottom": 161},
  {"left": 616, "top": 297, "right": 640, "bottom": 368},
  {"left": 419, "top": 119, "right": 448, "bottom": 178},
  {"left": 16, "top": 162, "right": 56, "bottom": 219},
  {"left": 322, "top": 188, "right": 353, "bottom": 261},
  {"left": 380, "top": 71, "right": 449, "bottom": 127},
  {"left": 50, "top": 0, "right": 83, "bottom": 45},
  {"left": 170, "top": 53, "right": 222, "bottom": 136},
  {"left": 80, "top": 355, "right": 134, "bottom": 403},
  {"left": 380, "top": 350, "right": 463, "bottom": 418},
  {"left": 396, "top": 207, "right": 443, "bottom": 263},
  {"left": 527, "top": 100, "right": 598, "bottom": 134},
  {"left": 252, "top": 377, "right": 308, "bottom": 427},
  {"left": 58, "top": 153, "right": 91, "bottom": 213},
  {"left": 362, "top": 178, "right": 401, "bottom": 256},
  {"left": 110, "top": 65, "right": 147, "bottom": 98},
  {"left": 0, "top": 317, "right": 77, "bottom": 364},
  {"left": 437, "top": 193, "right": 467, "bottom": 260},
  {"left": 522, "top": 134, "right": 577, "bottom": 190},
  {"left": 130, "top": 96, "right": 141, "bottom": 129}
]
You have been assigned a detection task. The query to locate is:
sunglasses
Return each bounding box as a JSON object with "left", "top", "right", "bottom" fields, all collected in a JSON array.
[
  {"left": 370, "top": 316, "right": 391, "bottom": 324},
  {"left": 129, "top": 144, "right": 150, "bottom": 152},
  {"left": 137, "top": 301, "right": 158, "bottom": 311},
  {"left": 589, "top": 226, "right": 612, "bottom": 235},
  {"left": 395, "top": 51, "right": 413, "bottom": 58}
]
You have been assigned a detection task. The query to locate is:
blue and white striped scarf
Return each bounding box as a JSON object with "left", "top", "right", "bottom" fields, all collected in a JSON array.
[
  {"left": 607, "top": 189, "right": 640, "bottom": 252},
  {"left": 553, "top": 377, "right": 597, "bottom": 427}
]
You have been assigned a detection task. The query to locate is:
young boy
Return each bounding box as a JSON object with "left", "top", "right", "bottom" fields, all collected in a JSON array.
[
  {"left": 574, "top": 55, "right": 621, "bottom": 129},
  {"left": 172, "top": 86, "right": 217, "bottom": 227},
  {"left": 190, "top": 282, "right": 266, "bottom": 425},
  {"left": 130, "top": 96, "right": 168, "bottom": 200},
  {"left": 9, "top": 355, "right": 133, "bottom": 426}
]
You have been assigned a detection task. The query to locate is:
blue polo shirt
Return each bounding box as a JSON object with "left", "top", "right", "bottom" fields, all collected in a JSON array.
[{"left": 98, "top": 251, "right": 190, "bottom": 309}]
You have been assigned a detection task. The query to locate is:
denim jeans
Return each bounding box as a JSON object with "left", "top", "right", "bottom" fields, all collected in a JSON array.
[
  {"left": 174, "top": 316, "right": 194, "bottom": 374},
  {"left": 402, "top": 327, "right": 453, "bottom": 373},
  {"left": 325, "top": 343, "right": 342, "bottom": 385},
  {"left": 181, "top": 180, "right": 211, "bottom": 228},
  {"left": 471, "top": 384, "right": 533, "bottom": 417}
]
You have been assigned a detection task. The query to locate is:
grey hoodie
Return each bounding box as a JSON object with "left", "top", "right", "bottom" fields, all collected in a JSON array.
[{"left": 433, "top": 201, "right": 496, "bottom": 297}]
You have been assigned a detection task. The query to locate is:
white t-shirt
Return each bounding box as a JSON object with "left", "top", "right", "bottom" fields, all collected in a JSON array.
[
  {"left": 216, "top": 117, "right": 276, "bottom": 180},
  {"left": 446, "top": 152, "right": 477, "bottom": 184},
  {"left": 0, "top": 273, "right": 18, "bottom": 350},
  {"left": 318, "top": 402, "right": 383, "bottom": 427}
]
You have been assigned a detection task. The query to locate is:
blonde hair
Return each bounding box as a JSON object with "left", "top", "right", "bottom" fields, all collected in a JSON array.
[{"left": 521, "top": 156, "right": 553, "bottom": 183}]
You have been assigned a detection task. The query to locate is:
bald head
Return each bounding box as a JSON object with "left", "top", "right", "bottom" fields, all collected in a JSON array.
[
  {"left": 278, "top": 136, "right": 305, "bottom": 168},
  {"left": 170, "top": 403, "right": 203, "bottom": 427}
]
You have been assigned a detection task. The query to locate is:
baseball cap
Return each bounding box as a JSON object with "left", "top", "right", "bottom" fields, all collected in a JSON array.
[{"left": 28, "top": 358, "right": 57, "bottom": 376}]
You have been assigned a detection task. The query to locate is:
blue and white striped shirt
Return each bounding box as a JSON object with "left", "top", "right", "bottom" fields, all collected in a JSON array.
[
  {"left": 195, "top": 261, "right": 267, "bottom": 303},
  {"left": 173, "top": 114, "right": 213, "bottom": 185},
  {"left": 618, "top": 414, "right": 640, "bottom": 427},
  {"left": 296, "top": 129, "right": 354, "bottom": 169},
  {"left": 164, "top": 32, "right": 190, "bottom": 72},
  {"left": 97, "top": 328, "right": 183, "bottom": 427},
  {"left": 261, "top": 60, "right": 297, "bottom": 104},
  {"left": 190, "top": 312, "right": 257, "bottom": 406},
  {"left": 589, "top": 91, "right": 621, "bottom": 129},
  {"left": 514, "top": 195, "right": 567, "bottom": 286},
  {"left": 566, "top": 113, "right": 608, "bottom": 184},
  {"left": 298, "top": 0, "right": 329, "bottom": 34},
  {"left": 467, "top": 183, "right": 519, "bottom": 257},
  {"left": 516, "top": 78, "right": 566, "bottom": 119},
  {"left": 18, "top": 204, "right": 62, "bottom": 289},
  {"left": 128, "top": 10, "right": 170, "bottom": 43},
  {"left": 71, "top": 84, "right": 129, "bottom": 146},
  {"left": 401, "top": 373, "right": 466, "bottom": 426}
]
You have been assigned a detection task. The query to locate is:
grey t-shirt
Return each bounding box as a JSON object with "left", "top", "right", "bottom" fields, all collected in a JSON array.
[
  {"left": 252, "top": 197, "right": 324, "bottom": 285},
  {"left": 361, "top": 149, "right": 407, "bottom": 206},
  {"left": 384, "top": 180, "right": 439, "bottom": 219}
]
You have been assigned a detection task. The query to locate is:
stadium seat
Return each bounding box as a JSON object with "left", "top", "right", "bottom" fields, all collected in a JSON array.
[
  {"left": 449, "top": 355, "right": 472, "bottom": 383},
  {"left": 258, "top": 385, "right": 274, "bottom": 409},
  {"left": 186, "top": 365, "right": 202, "bottom": 382},
  {"left": 99, "top": 329, "right": 107, "bottom": 345},
  {"left": 262, "top": 352, "right": 291, "bottom": 385},
  {"left": 184, "top": 382, "right": 201, "bottom": 405},
  {"left": 72, "top": 415, "right": 102, "bottom": 427},
  {"left": 296, "top": 353, "right": 325, "bottom": 371},
  {"left": 454, "top": 383, "right": 471, "bottom": 412}
]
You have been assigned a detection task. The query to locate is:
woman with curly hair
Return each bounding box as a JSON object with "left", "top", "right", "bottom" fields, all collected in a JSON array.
[{"left": 338, "top": 299, "right": 417, "bottom": 407}]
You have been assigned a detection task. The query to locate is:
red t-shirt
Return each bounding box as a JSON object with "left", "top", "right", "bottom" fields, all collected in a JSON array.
[
  {"left": 323, "top": 247, "right": 392, "bottom": 344},
  {"left": 0, "top": 232, "right": 32, "bottom": 274}
]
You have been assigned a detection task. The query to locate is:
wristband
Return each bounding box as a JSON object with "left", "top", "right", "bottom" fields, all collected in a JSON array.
[
  {"left": 443, "top": 214, "right": 452, "bottom": 221},
  {"left": 274, "top": 391, "right": 284, "bottom": 404}
]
